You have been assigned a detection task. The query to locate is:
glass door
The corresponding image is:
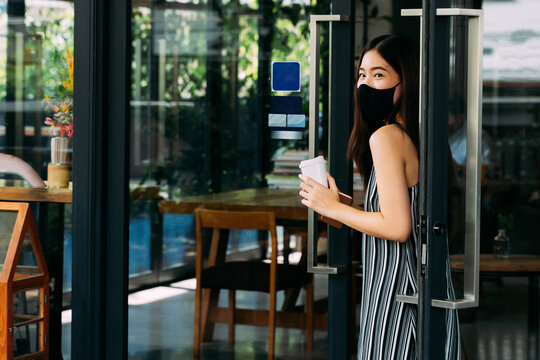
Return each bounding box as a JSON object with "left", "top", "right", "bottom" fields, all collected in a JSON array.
[
  {"left": 403, "top": 0, "right": 540, "bottom": 359},
  {"left": 126, "top": 0, "right": 359, "bottom": 357},
  {"left": 306, "top": 9, "right": 356, "bottom": 360},
  {"left": 398, "top": 1, "right": 485, "bottom": 358}
]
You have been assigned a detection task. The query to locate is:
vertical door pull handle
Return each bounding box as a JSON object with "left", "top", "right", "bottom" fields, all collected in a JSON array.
[
  {"left": 398, "top": 8, "right": 483, "bottom": 309},
  {"left": 307, "top": 15, "right": 349, "bottom": 274}
]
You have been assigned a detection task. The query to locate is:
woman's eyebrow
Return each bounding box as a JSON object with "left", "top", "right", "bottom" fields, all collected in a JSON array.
[{"left": 359, "top": 66, "right": 388, "bottom": 72}]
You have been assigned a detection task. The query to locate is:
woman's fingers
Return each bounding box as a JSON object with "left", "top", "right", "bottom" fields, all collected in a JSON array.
[
  {"left": 327, "top": 172, "right": 338, "bottom": 192},
  {"left": 298, "top": 174, "right": 309, "bottom": 185},
  {"left": 299, "top": 181, "right": 312, "bottom": 192},
  {"left": 299, "top": 173, "right": 339, "bottom": 216},
  {"left": 299, "top": 174, "right": 317, "bottom": 187}
]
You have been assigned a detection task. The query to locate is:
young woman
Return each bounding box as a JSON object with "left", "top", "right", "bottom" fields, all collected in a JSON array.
[{"left": 298, "top": 34, "right": 461, "bottom": 359}]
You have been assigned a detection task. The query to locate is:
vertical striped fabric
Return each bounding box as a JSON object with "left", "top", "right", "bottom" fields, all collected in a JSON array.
[{"left": 357, "top": 167, "right": 461, "bottom": 360}]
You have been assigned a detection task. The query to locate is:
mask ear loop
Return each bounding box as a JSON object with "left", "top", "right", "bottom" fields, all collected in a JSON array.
[{"left": 385, "top": 83, "right": 403, "bottom": 126}]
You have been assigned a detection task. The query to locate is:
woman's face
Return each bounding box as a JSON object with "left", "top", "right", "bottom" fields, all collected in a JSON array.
[{"left": 357, "top": 50, "right": 402, "bottom": 105}]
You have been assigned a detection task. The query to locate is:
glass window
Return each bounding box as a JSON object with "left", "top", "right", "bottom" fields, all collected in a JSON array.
[
  {"left": 128, "top": 0, "right": 330, "bottom": 356},
  {"left": 449, "top": 0, "right": 540, "bottom": 358},
  {"left": 128, "top": 0, "right": 326, "bottom": 287},
  {"left": 0, "top": 3, "right": 74, "bottom": 359}
]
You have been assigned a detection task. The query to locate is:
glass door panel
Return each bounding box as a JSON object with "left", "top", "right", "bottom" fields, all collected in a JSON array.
[
  {"left": 0, "top": 3, "right": 74, "bottom": 359},
  {"left": 411, "top": 0, "right": 540, "bottom": 358},
  {"left": 457, "top": 0, "right": 540, "bottom": 359},
  {"left": 128, "top": 0, "right": 329, "bottom": 278},
  {"left": 128, "top": 0, "right": 334, "bottom": 357}
]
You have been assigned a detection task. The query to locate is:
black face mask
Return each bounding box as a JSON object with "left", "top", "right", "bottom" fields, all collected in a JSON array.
[{"left": 357, "top": 83, "right": 400, "bottom": 131}]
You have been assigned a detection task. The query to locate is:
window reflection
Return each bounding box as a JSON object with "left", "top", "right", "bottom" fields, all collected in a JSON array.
[
  {"left": 0, "top": 0, "right": 74, "bottom": 294},
  {"left": 0, "top": 1, "right": 73, "bottom": 176},
  {"left": 128, "top": 0, "right": 324, "bottom": 285}
]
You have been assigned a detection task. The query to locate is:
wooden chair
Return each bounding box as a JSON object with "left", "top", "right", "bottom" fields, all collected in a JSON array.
[{"left": 193, "top": 209, "right": 314, "bottom": 359}]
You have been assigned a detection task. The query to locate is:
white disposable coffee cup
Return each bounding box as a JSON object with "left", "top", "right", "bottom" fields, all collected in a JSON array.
[{"left": 299, "top": 156, "right": 328, "bottom": 188}]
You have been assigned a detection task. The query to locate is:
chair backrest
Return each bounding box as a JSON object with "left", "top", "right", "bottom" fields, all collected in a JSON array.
[
  {"left": 195, "top": 208, "right": 279, "bottom": 265},
  {"left": 195, "top": 208, "right": 276, "bottom": 231}
]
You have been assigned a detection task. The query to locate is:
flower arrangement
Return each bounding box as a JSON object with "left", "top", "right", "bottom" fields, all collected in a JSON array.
[{"left": 44, "top": 49, "right": 73, "bottom": 139}]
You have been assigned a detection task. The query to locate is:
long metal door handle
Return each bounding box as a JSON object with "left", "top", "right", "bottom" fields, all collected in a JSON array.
[
  {"left": 307, "top": 15, "right": 348, "bottom": 274},
  {"left": 397, "top": 8, "right": 483, "bottom": 310}
]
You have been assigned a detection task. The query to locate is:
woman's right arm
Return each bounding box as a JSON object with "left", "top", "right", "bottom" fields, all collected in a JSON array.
[{"left": 329, "top": 125, "right": 413, "bottom": 242}]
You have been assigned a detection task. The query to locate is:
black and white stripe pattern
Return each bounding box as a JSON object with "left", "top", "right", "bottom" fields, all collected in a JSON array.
[{"left": 357, "top": 167, "right": 461, "bottom": 360}]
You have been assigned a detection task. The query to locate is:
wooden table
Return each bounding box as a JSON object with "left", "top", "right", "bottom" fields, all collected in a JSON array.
[
  {"left": 1, "top": 180, "right": 71, "bottom": 360},
  {"left": 160, "top": 187, "right": 363, "bottom": 262},
  {"left": 159, "top": 187, "right": 363, "bottom": 220},
  {"left": 160, "top": 188, "right": 311, "bottom": 276},
  {"left": 451, "top": 254, "right": 540, "bottom": 360},
  {"left": 0, "top": 180, "right": 72, "bottom": 203},
  {"left": 160, "top": 188, "right": 308, "bottom": 220}
]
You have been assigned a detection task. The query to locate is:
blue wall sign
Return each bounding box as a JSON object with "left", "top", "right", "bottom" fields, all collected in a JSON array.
[{"left": 271, "top": 62, "right": 301, "bottom": 92}]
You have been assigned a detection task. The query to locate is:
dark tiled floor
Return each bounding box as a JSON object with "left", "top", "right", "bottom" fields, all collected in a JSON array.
[
  {"left": 62, "top": 275, "right": 535, "bottom": 359},
  {"left": 460, "top": 277, "right": 532, "bottom": 360}
]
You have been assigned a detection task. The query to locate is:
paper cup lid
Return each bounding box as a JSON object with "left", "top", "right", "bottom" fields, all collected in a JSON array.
[{"left": 299, "top": 155, "right": 326, "bottom": 168}]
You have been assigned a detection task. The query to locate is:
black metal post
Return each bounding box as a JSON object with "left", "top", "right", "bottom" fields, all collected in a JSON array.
[
  {"left": 328, "top": 0, "right": 355, "bottom": 358},
  {"left": 5, "top": 0, "right": 25, "bottom": 157},
  {"left": 37, "top": 203, "right": 64, "bottom": 360},
  {"left": 256, "top": 0, "right": 273, "bottom": 185},
  {"left": 422, "top": 0, "right": 451, "bottom": 358},
  {"left": 72, "top": 0, "right": 131, "bottom": 358},
  {"left": 528, "top": 274, "right": 539, "bottom": 360},
  {"left": 207, "top": 0, "right": 224, "bottom": 193}
]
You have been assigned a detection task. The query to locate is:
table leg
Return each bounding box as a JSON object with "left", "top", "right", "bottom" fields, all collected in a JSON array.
[
  {"left": 38, "top": 202, "right": 65, "bottom": 360},
  {"left": 528, "top": 274, "right": 539, "bottom": 360}
]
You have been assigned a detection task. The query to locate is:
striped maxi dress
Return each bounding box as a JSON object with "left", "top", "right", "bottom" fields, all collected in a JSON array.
[{"left": 357, "top": 166, "right": 461, "bottom": 360}]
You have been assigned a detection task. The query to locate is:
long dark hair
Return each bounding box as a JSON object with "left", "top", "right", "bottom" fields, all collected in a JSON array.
[{"left": 347, "top": 34, "right": 420, "bottom": 189}]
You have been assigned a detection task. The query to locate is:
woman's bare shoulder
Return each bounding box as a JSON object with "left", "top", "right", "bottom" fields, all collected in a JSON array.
[
  {"left": 370, "top": 124, "right": 419, "bottom": 187},
  {"left": 369, "top": 124, "right": 406, "bottom": 151}
]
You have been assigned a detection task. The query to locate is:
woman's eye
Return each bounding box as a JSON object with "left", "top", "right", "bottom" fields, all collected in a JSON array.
[
  {"left": 359, "top": 73, "right": 366, "bottom": 78},
  {"left": 374, "top": 73, "right": 383, "bottom": 78}
]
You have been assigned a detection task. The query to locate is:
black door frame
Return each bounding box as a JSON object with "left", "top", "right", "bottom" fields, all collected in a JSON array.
[
  {"left": 72, "top": 0, "right": 131, "bottom": 358},
  {"left": 327, "top": 0, "right": 355, "bottom": 358},
  {"left": 419, "top": 0, "right": 452, "bottom": 357}
]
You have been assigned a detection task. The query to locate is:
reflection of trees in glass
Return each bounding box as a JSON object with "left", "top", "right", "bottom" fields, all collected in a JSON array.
[
  {"left": 0, "top": 3, "right": 73, "bottom": 172},
  {"left": 131, "top": 0, "right": 329, "bottom": 198},
  {"left": 0, "top": 5, "right": 74, "bottom": 101},
  {"left": 132, "top": 6, "right": 210, "bottom": 198},
  {"left": 269, "top": 0, "right": 330, "bottom": 157}
]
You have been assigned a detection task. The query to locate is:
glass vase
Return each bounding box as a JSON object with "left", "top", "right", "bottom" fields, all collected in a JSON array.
[
  {"left": 493, "top": 229, "right": 510, "bottom": 259},
  {"left": 47, "top": 136, "right": 70, "bottom": 188}
]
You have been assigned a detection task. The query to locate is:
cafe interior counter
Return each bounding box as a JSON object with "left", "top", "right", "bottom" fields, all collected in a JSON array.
[{"left": 0, "top": 179, "right": 72, "bottom": 203}]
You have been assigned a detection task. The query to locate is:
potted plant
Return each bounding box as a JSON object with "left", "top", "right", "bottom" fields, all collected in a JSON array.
[{"left": 43, "top": 49, "right": 73, "bottom": 188}]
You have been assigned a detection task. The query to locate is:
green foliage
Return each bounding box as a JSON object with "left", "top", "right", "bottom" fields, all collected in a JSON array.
[
  {"left": 130, "top": 0, "right": 330, "bottom": 195},
  {"left": 498, "top": 212, "right": 515, "bottom": 230},
  {"left": 0, "top": 5, "right": 75, "bottom": 102}
]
